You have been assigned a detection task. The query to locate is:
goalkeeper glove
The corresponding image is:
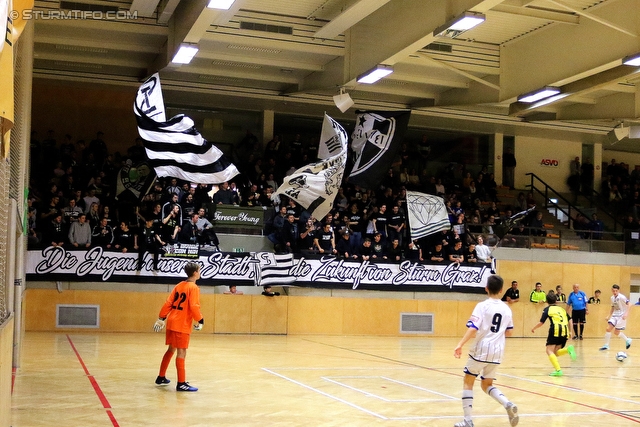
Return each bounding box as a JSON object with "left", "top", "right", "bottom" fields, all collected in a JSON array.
[
  {"left": 193, "top": 318, "right": 204, "bottom": 331},
  {"left": 153, "top": 318, "right": 165, "bottom": 332}
]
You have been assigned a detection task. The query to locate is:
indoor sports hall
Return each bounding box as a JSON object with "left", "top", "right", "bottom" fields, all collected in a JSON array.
[{"left": 4, "top": 1, "right": 640, "bottom": 426}]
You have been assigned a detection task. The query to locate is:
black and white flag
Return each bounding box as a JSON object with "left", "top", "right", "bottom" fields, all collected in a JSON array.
[
  {"left": 273, "top": 113, "right": 348, "bottom": 220},
  {"left": 134, "top": 73, "right": 240, "bottom": 184},
  {"left": 349, "top": 110, "right": 411, "bottom": 189},
  {"left": 406, "top": 191, "right": 451, "bottom": 240},
  {"left": 114, "top": 160, "right": 156, "bottom": 202},
  {"left": 253, "top": 252, "right": 296, "bottom": 286}
]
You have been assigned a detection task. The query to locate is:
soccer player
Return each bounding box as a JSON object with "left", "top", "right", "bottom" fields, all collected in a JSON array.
[
  {"left": 453, "top": 275, "right": 519, "bottom": 427},
  {"left": 566, "top": 283, "right": 588, "bottom": 340},
  {"left": 531, "top": 291, "right": 577, "bottom": 376},
  {"left": 153, "top": 262, "right": 204, "bottom": 392},
  {"left": 599, "top": 284, "right": 632, "bottom": 351}
]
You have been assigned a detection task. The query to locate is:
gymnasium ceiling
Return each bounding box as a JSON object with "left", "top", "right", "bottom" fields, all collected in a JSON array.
[{"left": 30, "top": 0, "right": 640, "bottom": 150}]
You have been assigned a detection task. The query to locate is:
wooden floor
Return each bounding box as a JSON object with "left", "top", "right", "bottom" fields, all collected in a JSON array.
[{"left": 11, "top": 332, "right": 640, "bottom": 426}]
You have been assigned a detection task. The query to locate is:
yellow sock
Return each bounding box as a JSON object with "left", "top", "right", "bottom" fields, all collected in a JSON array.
[
  {"left": 549, "top": 353, "right": 561, "bottom": 371},
  {"left": 557, "top": 348, "right": 568, "bottom": 357}
]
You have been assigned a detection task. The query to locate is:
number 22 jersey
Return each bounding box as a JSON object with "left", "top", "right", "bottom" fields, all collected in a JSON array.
[
  {"left": 466, "top": 298, "right": 514, "bottom": 364},
  {"left": 159, "top": 280, "right": 203, "bottom": 334}
]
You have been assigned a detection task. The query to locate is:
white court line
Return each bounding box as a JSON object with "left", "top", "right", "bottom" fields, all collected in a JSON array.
[
  {"left": 264, "top": 368, "right": 607, "bottom": 421},
  {"left": 500, "top": 373, "right": 640, "bottom": 406},
  {"left": 261, "top": 368, "right": 388, "bottom": 420},
  {"left": 389, "top": 411, "right": 603, "bottom": 421},
  {"left": 380, "top": 376, "right": 458, "bottom": 400},
  {"left": 321, "top": 377, "right": 390, "bottom": 401},
  {"left": 321, "top": 377, "right": 451, "bottom": 403},
  {"left": 268, "top": 367, "right": 418, "bottom": 371}
]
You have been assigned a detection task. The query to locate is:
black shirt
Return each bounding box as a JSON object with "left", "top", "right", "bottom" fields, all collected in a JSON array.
[{"left": 502, "top": 288, "right": 520, "bottom": 302}]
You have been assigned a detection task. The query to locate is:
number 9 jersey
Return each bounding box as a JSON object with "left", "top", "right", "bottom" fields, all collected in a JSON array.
[
  {"left": 159, "top": 280, "right": 203, "bottom": 334},
  {"left": 466, "top": 298, "right": 514, "bottom": 364}
]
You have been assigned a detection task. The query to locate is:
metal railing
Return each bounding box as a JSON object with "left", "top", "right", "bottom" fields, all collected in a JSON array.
[
  {"left": 526, "top": 173, "right": 622, "bottom": 233},
  {"left": 500, "top": 225, "right": 630, "bottom": 253}
]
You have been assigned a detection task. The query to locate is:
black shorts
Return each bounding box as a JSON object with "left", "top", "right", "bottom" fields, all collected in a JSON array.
[
  {"left": 572, "top": 309, "right": 586, "bottom": 324},
  {"left": 546, "top": 336, "right": 568, "bottom": 347}
]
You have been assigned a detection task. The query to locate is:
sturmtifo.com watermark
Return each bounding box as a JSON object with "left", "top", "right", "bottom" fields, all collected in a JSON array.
[{"left": 10, "top": 9, "right": 139, "bottom": 20}]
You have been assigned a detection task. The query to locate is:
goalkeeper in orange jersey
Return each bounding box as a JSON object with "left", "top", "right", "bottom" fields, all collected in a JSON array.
[{"left": 153, "top": 262, "right": 204, "bottom": 392}]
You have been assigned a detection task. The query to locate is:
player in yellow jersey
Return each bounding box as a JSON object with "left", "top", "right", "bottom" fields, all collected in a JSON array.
[
  {"left": 153, "top": 262, "right": 204, "bottom": 392},
  {"left": 531, "top": 291, "right": 577, "bottom": 376}
]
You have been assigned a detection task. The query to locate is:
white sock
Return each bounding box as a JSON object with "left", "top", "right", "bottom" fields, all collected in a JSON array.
[
  {"left": 619, "top": 332, "right": 628, "bottom": 341},
  {"left": 487, "top": 385, "right": 509, "bottom": 407},
  {"left": 604, "top": 332, "right": 611, "bottom": 346},
  {"left": 462, "top": 390, "right": 473, "bottom": 419}
]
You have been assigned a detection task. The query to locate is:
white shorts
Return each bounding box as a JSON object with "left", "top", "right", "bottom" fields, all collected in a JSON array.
[
  {"left": 463, "top": 357, "right": 498, "bottom": 380},
  {"left": 609, "top": 316, "right": 627, "bottom": 330}
]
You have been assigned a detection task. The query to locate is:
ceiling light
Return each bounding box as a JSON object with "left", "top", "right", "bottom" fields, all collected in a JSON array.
[
  {"left": 356, "top": 65, "right": 393, "bottom": 84},
  {"left": 208, "top": 0, "right": 235, "bottom": 10},
  {"left": 517, "top": 86, "right": 561, "bottom": 103},
  {"left": 622, "top": 52, "right": 640, "bottom": 66},
  {"left": 171, "top": 45, "right": 198, "bottom": 64},
  {"left": 434, "top": 11, "right": 485, "bottom": 38}
]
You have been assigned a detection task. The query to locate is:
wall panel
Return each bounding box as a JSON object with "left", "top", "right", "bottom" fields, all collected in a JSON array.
[
  {"left": 287, "top": 296, "right": 344, "bottom": 335},
  {"left": 215, "top": 295, "right": 251, "bottom": 334}
]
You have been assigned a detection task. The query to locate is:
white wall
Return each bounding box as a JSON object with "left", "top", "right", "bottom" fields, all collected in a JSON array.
[{"left": 514, "top": 136, "right": 582, "bottom": 192}]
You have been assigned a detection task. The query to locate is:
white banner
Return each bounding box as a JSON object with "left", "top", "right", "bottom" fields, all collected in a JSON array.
[{"left": 26, "top": 247, "right": 492, "bottom": 292}]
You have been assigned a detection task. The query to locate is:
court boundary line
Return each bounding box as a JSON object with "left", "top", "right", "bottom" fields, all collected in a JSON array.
[
  {"left": 321, "top": 375, "right": 454, "bottom": 402},
  {"left": 500, "top": 372, "right": 640, "bottom": 406},
  {"left": 262, "top": 368, "right": 388, "bottom": 420},
  {"left": 67, "top": 334, "right": 120, "bottom": 427},
  {"left": 301, "top": 337, "right": 640, "bottom": 424},
  {"left": 265, "top": 366, "right": 599, "bottom": 422}
]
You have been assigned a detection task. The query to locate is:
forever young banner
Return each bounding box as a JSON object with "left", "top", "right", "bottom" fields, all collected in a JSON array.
[{"left": 26, "top": 247, "right": 492, "bottom": 293}]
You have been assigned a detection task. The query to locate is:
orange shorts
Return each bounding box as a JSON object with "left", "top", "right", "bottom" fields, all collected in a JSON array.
[{"left": 165, "top": 330, "right": 190, "bottom": 349}]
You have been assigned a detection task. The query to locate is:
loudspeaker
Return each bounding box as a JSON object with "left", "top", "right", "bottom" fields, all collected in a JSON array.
[{"left": 333, "top": 92, "right": 354, "bottom": 113}]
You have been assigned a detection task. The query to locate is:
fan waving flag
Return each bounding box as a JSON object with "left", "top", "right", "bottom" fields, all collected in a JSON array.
[
  {"left": 406, "top": 191, "right": 451, "bottom": 240},
  {"left": 273, "top": 113, "right": 348, "bottom": 220},
  {"left": 134, "top": 73, "right": 239, "bottom": 184},
  {"left": 349, "top": 110, "right": 411, "bottom": 189}
]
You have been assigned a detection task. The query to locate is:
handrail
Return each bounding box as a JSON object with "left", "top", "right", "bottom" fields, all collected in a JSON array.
[
  {"left": 574, "top": 186, "right": 625, "bottom": 232},
  {"left": 526, "top": 173, "right": 596, "bottom": 231}
]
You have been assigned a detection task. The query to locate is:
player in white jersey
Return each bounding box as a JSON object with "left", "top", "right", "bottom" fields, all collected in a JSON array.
[
  {"left": 599, "top": 284, "right": 632, "bottom": 351},
  {"left": 453, "top": 275, "right": 519, "bottom": 427}
]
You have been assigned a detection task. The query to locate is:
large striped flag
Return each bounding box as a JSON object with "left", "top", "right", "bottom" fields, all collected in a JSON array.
[
  {"left": 253, "top": 252, "right": 296, "bottom": 286},
  {"left": 272, "top": 113, "right": 348, "bottom": 220},
  {"left": 406, "top": 191, "right": 451, "bottom": 240},
  {"left": 349, "top": 110, "right": 411, "bottom": 189},
  {"left": 134, "top": 73, "right": 239, "bottom": 184}
]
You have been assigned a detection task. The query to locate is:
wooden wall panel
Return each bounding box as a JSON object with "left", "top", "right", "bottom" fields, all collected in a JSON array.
[
  {"left": 214, "top": 295, "right": 252, "bottom": 334},
  {"left": 561, "top": 263, "right": 593, "bottom": 294},
  {"left": 454, "top": 301, "right": 478, "bottom": 337},
  {"left": 496, "top": 260, "right": 532, "bottom": 287},
  {"left": 592, "top": 265, "right": 622, "bottom": 297},
  {"left": 342, "top": 299, "right": 418, "bottom": 336},
  {"left": 287, "top": 296, "right": 344, "bottom": 335},
  {"left": 530, "top": 262, "right": 563, "bottom": 292},
  {"left": 251, "top": 296, "right": 288, "bottom": 334},
  {"left": 507, "top": 301, "right": 525, "bottom": 336}
]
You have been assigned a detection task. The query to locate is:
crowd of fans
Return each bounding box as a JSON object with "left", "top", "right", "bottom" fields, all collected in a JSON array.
[{"left": 26, "top": 128, "right": 559, "bottom": 265}]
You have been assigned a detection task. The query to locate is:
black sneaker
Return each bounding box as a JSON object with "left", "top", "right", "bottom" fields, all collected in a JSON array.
[
  {"left": 176, "top": 382, "right": 198, "bottom": 392},
  {"left": 155, "top": 376, "right": 170, "bottom": 385}
]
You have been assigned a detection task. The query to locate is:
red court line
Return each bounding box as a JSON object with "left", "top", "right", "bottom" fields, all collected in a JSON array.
[
  {"left": 11, "top": 367, "right": 16, "bottom": 394},
  {"left": 66, "top": 335, "right": 120, "bottom": 427}
]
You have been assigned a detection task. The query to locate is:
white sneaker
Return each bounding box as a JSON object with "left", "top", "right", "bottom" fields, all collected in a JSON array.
[
  {"left": 506, "top": 402, "right": 519, "bottom": 426},
  {"left": 454, "top": 420, "right": 474, "bottom": 427}
]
